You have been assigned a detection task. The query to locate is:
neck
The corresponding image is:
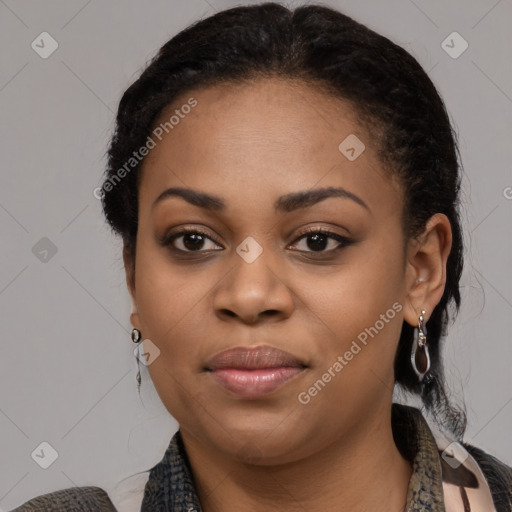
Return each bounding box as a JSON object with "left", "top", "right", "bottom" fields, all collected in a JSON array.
[{"left": 181, "top": 404, "right": 413, "bottom": 512}]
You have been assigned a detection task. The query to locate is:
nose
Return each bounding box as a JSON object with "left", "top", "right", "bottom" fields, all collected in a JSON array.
[{"left": 213, "top": 247, "right": 295, "bottom": 325}]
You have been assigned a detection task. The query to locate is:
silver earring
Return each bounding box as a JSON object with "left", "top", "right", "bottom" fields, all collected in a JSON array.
[
  {"left": 411, "top": 310, "right": 430, "bottom": 381},
  {"left": 131, "top": 328, "right": 142, "bottom": 393}
]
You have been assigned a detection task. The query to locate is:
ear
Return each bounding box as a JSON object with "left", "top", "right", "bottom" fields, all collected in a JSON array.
[
  {"left": 403, "top": 213, "right": 452, "bottom": 327},
  {"left": 123, "top": 243, "right": 140, "bottom": 329}
]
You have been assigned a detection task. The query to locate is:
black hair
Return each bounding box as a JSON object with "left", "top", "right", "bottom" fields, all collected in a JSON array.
[{"left": 101, "top": 2, "right": 466, "bottom": 437}]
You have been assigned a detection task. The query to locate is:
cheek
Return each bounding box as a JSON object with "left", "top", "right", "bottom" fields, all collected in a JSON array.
[
  {"left": 299, "top": 236, "right": 404, "bottom": 331},
  {"left": 296, "top": 231, "right": 405, "bottom": 382},
  {"left": 133, "top": 246, "right": 215, "bottom": 359}
]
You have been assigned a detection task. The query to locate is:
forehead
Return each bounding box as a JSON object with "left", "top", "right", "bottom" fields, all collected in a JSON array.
[
  {"left": 149, "top": 77, "right": 363, "bottom": 164},
  {"left": 139, "top": 77, "right": 402, "bottom": 216}
]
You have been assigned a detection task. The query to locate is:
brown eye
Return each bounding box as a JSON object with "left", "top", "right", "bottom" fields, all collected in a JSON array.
[
  {"left": 289, "top": 228, "right": 354, "bottom": 253},
  {"left": 162, "top": 229, "right": 223, "bottom": 252}
]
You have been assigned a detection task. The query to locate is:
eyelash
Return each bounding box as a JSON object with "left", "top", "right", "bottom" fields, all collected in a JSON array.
[{"left": 161, "top": 226, "right": 354, "bottom": 256}]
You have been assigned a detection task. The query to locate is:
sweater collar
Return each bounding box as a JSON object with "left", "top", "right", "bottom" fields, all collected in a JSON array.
[{"left": 392, "top": 403, "right": 446, "bottom": 511}]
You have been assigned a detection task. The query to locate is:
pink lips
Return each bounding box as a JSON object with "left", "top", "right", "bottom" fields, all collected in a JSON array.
[{"left": 205, "top": 346, "right": 306, "bottom": 399}]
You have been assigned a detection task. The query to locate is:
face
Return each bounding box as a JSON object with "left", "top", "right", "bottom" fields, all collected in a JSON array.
[{"left": 125, "top": 77, "right": 438, "bottom": 464}]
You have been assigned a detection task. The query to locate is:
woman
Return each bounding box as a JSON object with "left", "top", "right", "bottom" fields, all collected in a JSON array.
[{"left": 12, "top": 2, "right": 511, "bottom": 511}]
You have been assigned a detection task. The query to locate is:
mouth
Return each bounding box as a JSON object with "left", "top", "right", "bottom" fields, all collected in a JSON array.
[{"left": 205, "top": 346, "right": 307, "bottom": 399}]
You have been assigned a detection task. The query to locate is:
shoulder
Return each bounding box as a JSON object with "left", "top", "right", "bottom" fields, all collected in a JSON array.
[
  {"left": 463, "top": 442, "right": 512, "bottom": 511},
  {"left": 392, "top": 403, "right": 512, "bottom": 511},
  {"left": 10, "top": 486, "right": 117, "bottom": 511}
]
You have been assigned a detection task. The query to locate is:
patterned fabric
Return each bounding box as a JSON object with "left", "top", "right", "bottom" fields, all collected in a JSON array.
[
  {"left": 10, "top": 403, "right": 512, "bottom": 511},
  {"left": 392, "top": 404, "right": 446, "bottom": 510},
  {"left": 139, "top": 432, "right": 202, "bottom": 512},
  {"left": 10, "top": 486, "right": 117, "bottom": 511}
]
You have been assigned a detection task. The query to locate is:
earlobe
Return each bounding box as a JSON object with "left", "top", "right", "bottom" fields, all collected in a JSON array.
[
  {"left": 403, "top": 213, "right": 452, "bottom": 327},
  {"left": 130, "top": 308, "right": 140, "bottom": 330}
]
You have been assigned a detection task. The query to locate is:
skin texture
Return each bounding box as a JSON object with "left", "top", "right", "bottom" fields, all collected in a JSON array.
[{"left": 124, "top": 77, "right": 452, "bottom": 512}]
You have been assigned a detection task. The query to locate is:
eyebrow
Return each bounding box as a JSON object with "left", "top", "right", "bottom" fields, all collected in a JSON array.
[{"left": 152, "top": 185, "right": 370, "bottom": 214}]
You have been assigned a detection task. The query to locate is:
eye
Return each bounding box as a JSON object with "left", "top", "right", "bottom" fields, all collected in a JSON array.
[
  {"left": 161, "top": 228, "right": 223, "bottom": 253},
  {"left": 161, "top": 226, "right": 354, "bottom": 255},
  {"left": 288, "top": 227, "right": 354, "bottom": 253}
]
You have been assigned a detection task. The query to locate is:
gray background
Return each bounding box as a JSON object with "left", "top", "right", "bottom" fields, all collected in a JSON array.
[{"left": 0, "top": 0, "right": 511, "bottom": 509}]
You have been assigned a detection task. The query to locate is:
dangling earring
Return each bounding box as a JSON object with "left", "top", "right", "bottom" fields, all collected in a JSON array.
[
  {"left": 411, "top": 309, "right": 430, "bottom": 381},
  {"left": 131, "top": 328, "right": 142, "bottom": 393}
]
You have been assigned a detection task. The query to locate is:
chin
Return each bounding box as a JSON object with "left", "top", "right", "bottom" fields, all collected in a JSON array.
[{"left": 187, "top": 407, "right": 315, "bottom": 465}]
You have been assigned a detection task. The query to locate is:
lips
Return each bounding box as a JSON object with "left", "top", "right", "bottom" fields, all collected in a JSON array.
[
  {"left": 205, "top": 346, "right": 307, "bottom": 399},
  {"left": 206, "top": 346, "right": 306, "bottom": 371}
]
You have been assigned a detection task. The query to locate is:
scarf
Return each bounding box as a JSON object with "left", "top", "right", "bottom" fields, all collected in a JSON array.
[{"left": 139, "top": 403, "right": 499, "bottom": 511}]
